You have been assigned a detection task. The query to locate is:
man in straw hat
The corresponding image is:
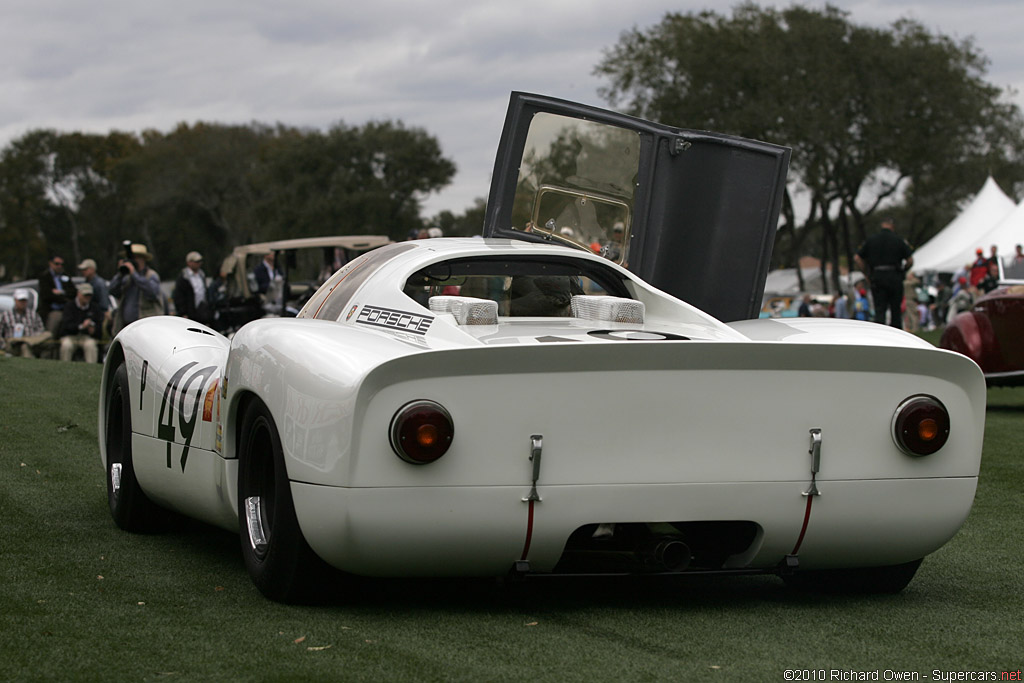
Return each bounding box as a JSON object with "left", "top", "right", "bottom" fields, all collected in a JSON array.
[{"left": 108, "top": 243, "right": 162, "bottom": 334}]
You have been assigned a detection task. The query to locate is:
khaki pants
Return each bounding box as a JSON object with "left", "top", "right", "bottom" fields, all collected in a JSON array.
[
  {"left": 5, "top": 332, "right": 52, "bottom": 358},
  {"left": 60, "top": 335, "right": 99, "bottom": 363}
]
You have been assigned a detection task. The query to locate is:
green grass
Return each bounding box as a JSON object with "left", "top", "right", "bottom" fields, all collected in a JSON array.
[{"left": 2, "top": 354, "right": 1022, "bottom": 682}]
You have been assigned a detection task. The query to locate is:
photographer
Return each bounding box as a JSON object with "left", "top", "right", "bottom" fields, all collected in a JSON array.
[{"left": 109, "top": 243, "right": 162, "bottom": 335}]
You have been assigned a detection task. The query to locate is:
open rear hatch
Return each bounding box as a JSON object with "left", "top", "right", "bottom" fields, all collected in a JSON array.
[{"left": 482, "top": 92, "right": 791, "bottom": 322}]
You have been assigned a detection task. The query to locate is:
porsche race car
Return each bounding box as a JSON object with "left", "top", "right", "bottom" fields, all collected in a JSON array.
[{"left": 98, "top": 94, "right": 986, "bottom": 602}]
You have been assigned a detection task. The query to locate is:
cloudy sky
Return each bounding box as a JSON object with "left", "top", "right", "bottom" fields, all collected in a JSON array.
[{"left": 3, "top": 1, "right": 1023, "bottom": 219}]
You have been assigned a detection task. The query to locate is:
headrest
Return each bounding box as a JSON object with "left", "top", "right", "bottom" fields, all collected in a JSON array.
[
  {"left": 571, "top": 295, "right": 645, "bottom": 324},
  {"left": 428, "top": 296, "right": 499, "bottom": 325}
]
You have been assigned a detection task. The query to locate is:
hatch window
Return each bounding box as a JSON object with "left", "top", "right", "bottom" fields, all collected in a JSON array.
[{"left": 508, "top": 113, "right": 640, "bottom": 265}]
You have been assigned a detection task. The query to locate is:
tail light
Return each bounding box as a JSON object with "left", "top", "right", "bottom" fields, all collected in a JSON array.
[
  {"left": 389, "top": 400, "right": 454, "bottom": 464},
  {"left": 892, "top": 395, "right": 950, "bottom": 456}
]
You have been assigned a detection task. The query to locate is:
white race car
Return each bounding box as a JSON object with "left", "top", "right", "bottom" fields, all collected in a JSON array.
[{"left": 98, "top": 94, "right": 985, "bottom": 601}]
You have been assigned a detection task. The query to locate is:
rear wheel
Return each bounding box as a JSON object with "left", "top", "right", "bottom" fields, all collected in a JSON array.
[
  {"left": 106, "top": 363, "right": 163, "bottom": 532},
  {"left": 237, "top": 398, "right": 325, "bottom": 602},
  {"left": 782, "top": 559, "right": 923, "bottom": 594}
]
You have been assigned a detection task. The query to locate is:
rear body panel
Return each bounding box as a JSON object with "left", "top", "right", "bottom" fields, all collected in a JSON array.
[{"left": 290, "top": 340, "right": 982, "bottom": 576}]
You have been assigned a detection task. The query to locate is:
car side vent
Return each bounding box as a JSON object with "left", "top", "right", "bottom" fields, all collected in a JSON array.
[
  {"left": 428, "top": 296, "right": 499, "bottom": 325},
  {"left": 571, "top": 296, "right": 645, "bottom": 324}
]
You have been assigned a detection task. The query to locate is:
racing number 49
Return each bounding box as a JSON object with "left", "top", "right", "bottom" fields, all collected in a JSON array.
[{"left": 157, "top": 362, "right": 217, "bottom": 472}]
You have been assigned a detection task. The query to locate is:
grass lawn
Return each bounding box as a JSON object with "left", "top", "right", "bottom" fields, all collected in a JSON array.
[{"left": 1, "top": 352, "right": 1022, "bottom": 682}]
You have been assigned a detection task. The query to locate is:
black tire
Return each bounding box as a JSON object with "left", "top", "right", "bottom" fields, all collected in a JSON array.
[
  {"left": 782, "top": 558, "right": 923, "bottom": 594},
  {"left": 237, "top": 398, "right": 326, "bottom": 603},
  {"left": 106, "top": 363, "right": 163, "bottom": 532}
]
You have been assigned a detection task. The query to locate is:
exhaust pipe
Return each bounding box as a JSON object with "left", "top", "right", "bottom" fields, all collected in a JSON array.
[
  {"left": 640, "top": 538, "right": 691, "bottom": 572},
  {"left": 557, "top": 537, "right": 693, "bottom": 573}
]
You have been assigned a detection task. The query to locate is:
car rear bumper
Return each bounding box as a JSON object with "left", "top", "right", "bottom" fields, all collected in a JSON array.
[{"left": 291, "top": 476, "right": 977, "bottom": 577}]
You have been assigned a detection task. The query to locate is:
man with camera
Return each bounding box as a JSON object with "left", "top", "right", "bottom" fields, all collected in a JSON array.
[{"left": 109, "top": 243, "right": 162, "bottom": 335}]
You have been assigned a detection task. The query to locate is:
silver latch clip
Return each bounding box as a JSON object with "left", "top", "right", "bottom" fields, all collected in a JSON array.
[
  {"left": 803, "top": 428, "right": 822, "bottom": 497},
  {"left": 523, "top": 434, "right": 543, "bottom": 502}
]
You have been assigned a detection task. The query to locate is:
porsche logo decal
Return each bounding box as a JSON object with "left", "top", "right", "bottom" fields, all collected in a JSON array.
[{"left": 356, "top": 305, "right": 433, "bottom": 335}]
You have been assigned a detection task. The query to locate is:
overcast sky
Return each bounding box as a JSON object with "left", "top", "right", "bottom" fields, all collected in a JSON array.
[{"left": 3, "top": 1, "right": 1023, "bottom": 219}]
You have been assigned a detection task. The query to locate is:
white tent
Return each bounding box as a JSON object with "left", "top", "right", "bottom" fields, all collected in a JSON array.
[
  {"left": 949, "top": 198, "right": 1024, "bottom": 272},
  {"left": 912, "top": 176, "right": 1015, "bottom": 274}
]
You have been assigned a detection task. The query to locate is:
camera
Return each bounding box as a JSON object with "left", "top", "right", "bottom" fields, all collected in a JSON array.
[{"left": 118, "top": 240, "right": 133, "bottom": 275}]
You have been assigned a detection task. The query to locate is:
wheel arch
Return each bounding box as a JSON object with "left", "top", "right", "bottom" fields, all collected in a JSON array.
[{"left": 940, "top": 310, "right": 993, "bottom": 371}]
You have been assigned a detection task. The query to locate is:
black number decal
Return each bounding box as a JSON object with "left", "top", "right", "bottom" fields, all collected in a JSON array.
[
  {"left": 140, "top": 360, "right": 148, "bottom": 411},
  {"left": 157, "top": 362, "right": 217, "bottom": 471}
]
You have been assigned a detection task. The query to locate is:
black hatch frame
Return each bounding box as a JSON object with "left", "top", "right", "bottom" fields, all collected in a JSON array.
[{"left": 482, "top": 92, "right": 790, "bottom": 322}]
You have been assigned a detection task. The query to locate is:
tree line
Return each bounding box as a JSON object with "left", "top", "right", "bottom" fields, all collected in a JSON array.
[
  {"left": 0, "top": 121, "right": 459, "bottom": 281},
  {"left": 3, "top": 4, "right": 1023, "bottom": 291},
  {"left": 596, "top": 3, "right": 1024, "bottom": 290}
]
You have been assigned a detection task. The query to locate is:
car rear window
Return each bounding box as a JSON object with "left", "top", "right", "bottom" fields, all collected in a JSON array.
[
  {"left": 403, "top": 256, "right": 630, "bottom": 317},
  {"left": 300, "top": 243, "right": 415, "bottom": 321}
]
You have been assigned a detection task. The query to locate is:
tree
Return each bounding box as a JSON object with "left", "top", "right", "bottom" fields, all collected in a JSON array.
[
  {"left": 0, "top": 119, "right": 456, "bottom": 281},
  {"left": 596, "top": 3, "right": 1024, "bottom": 290},
  {"left": 256, "top": 121, "right": 456, "bottom": 242},
  {"left": 431, "top": 197, "right": 488, "bottom": 237},
  {"left": 0, "top": 131, "right": 57, "bottom": 280}
]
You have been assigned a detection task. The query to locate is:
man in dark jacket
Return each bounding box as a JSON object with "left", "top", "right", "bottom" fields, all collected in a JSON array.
[
  {"left": 173, "top": 251, "right": 211, "bottom": 325},
  {"left": 58, "top": 283, "right": 103, "bottom": 362},
  {"left": 38, "top": 255, "right": 77, "bottom": 334},
  {"left": 854, "top": 218, "right": 914, "bottom": 329}
]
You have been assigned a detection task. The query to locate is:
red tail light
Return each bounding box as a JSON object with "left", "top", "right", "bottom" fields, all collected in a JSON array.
[
  {"left": 892, "top": 395, "right": 950, "bottom": 456},
  {"left": 389, "top": 400, "right": 454, "bottom": 464}
]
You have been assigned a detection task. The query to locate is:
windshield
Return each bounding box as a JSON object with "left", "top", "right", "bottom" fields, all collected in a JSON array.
[{"left": 508, "top": 113, "right": 640, "bottom": 265}]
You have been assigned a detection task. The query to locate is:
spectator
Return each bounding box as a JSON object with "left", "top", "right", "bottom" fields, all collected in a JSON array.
[
  {"left": 1014, "top": 244, "right": 1024, "bottom": 266},
  {"left": 77, "top": 258, "right": 111, "bottom": 314},
  {"left": 253, "top": 251, "right": 280, "bottom": 295},
  {"left": 950, "top": 285, "right": 974, "bottom": 316},
  {"left": 38, "top": 255, "right": 77, "bottom": 334},
  {"left": 1, "top": 289, "right": 51, "bottom": 357},
  {"left": 968, "top": 249, "right": 989, "bottom": 287},
  {"left": 853, "top": 287, "right": 871, "bottom": 321},
  {"left": 979, "top": 261, "right": 1001, "bottom": 294},
  {"left": 58, "top": 283, "right": 103, "bottom": 363},
  {"left": 833, "top": 291, "right": 850, "bottom": 319},
  {"left": 109, "top": 243, "right": 162, "bottom": 334},
  {"left": 854, "top": 218, "right": 914, "bottom": 328},
  {"left": 933, "top": 281, "right": 951, "bottom": 327},
  {"left": 173, "top": 251, "right": 211, "bottom": 326},
  {"left": 798, "top": 294, "right": 812, "bottom": 317}
]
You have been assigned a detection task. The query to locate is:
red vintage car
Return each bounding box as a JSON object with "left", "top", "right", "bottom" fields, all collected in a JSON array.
[{"left": 941, "top": 261, "right": 1024, "bottom": 386}]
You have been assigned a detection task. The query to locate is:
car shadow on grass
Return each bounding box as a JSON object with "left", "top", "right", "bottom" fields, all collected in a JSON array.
[{"left": 135, "top": 516, "right": 914, "bottom": 612}]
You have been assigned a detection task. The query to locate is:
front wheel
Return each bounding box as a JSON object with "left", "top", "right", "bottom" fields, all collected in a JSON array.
[
  {"left": 237, "top": 398, "right": 326, "bottom": 602},
  {"left": 782, "top": 558, "right": 923, "bottom": 594},
  {"left": 106, "top": 362, "right": 163, "bottom": 532}
]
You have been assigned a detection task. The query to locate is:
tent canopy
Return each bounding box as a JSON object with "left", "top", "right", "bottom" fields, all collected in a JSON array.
[{"left": 912, "top": 177, "right": 1015, "bottom": 274}]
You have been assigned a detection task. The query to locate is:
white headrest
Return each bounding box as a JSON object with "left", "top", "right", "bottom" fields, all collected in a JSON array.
[
  {"left": 571, "top": 295, "right": 645, "bottom": 324},
  {"left": 429, "top": 296, "right": 499, "bottom": 325}
]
